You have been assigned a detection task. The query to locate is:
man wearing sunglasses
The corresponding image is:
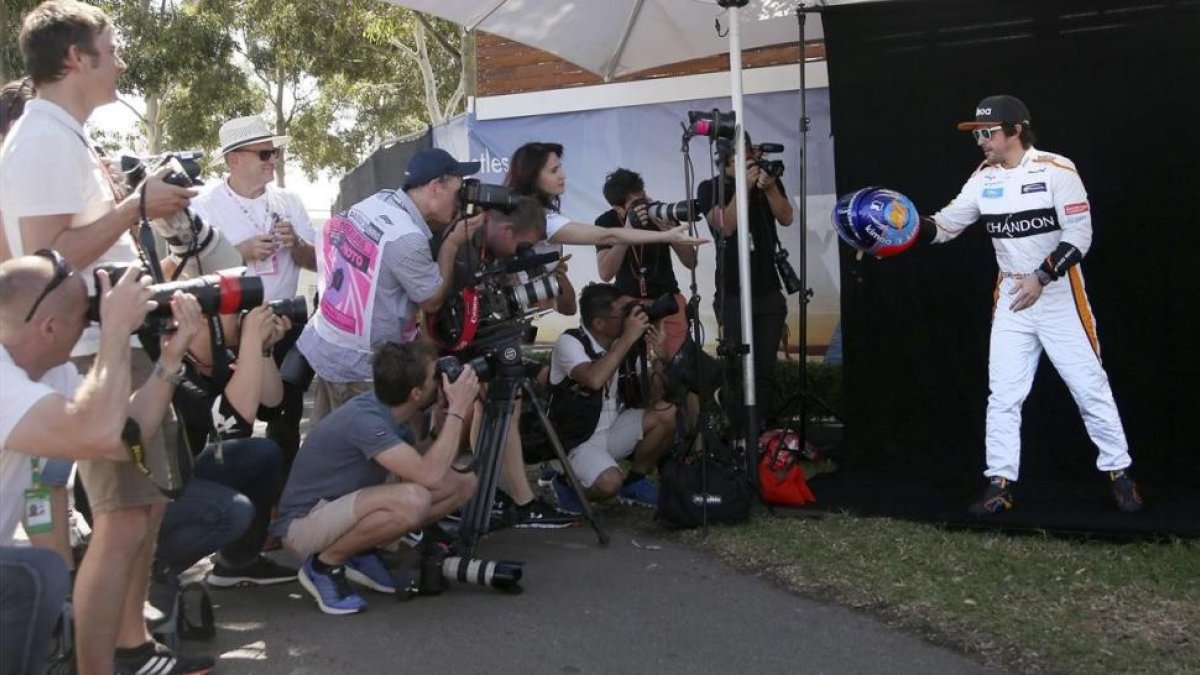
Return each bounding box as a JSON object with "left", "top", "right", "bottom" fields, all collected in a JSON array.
[
  {"left": 191, "top": 115, "right": 317, "bottom": 464},
  {"left": 0, "top": 253, "right": 203, "bottom": 674},
  {"left": 1, "top": 3, "right": 209, "bottom": 674},
  {"left": 916, "top": 94, "right": 1142, "bottom": 517}
]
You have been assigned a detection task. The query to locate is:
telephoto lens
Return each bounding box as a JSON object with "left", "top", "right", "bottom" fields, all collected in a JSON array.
[
  {"left": 441, "top": 556, "right": 523, "bottom": 593},
  {"left": 88, "top": 265, "right": 264, "bottom": 323},
  {"left": 646, "top": 199, "right": 703, "bottom": 223}
]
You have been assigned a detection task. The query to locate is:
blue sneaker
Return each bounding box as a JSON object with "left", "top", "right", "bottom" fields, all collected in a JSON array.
[
  {"left": 345, "top": 550, "right": 397, "bottom": 593},
  {"left": 618, "top": 476, "right": 660, "bottom": 508},
  {"left": 551, "top": 472, "right": 584, "bottom": 515},
  {"left": 299, "top": 556, "right": 366, "bottom": 615}
]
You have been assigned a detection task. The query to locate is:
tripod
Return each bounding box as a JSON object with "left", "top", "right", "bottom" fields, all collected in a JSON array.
[{"left": 457, "top": 342, "right": 609, "bottom": 559}]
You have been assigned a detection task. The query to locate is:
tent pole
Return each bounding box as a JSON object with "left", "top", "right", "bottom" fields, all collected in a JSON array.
[{"left": 728, "top": 3, "right": 760, "bottom": 477}]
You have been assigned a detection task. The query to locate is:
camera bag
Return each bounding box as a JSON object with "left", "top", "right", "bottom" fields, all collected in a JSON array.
[{"left": 657, "top": 412, "right": 751, "bottom": 528}]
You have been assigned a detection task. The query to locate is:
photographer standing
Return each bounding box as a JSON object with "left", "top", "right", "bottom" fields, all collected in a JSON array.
[
  {"left": 697, "top": 135, "right": 794, "bottom": 426},
  {"left": 272, "top": 342, "right": 479, "bottom": 615},
  {"left": 545, "top": 283, "right": 677, "bottom": 512},
  {"left": 0, "top": 256, "right": 204, "bottom": 675},
  {"left": 297, "top": 148, "right": 482, "bottom": 423},
  {"left": 0, "top": 4, "right": 203, "bottom": 674},
  {"left": 595, "top": 169, "right": 696, "bottom": 358},
  {"left": 191, "top": 114, "right": 317, "bottom": 463},
  {"left": 429, "top": 198, "right": 577, "bottom": 528}
]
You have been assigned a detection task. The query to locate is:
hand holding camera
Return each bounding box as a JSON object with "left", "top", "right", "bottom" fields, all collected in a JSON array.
[
  {"left": 273, "top": 219, "right": 298, "bottom": 249},
  {"left": 236, "top": 234, "right": 277, "bottom": 262},
  {"left": 157, "top": 292, "right": 204, "bottom": 365},
  {"left": 441, "top": 365, "right": 481, "bottom": 419},
  {"left": 97, "top": 266, "right": 156, "bottom": 336},
  {"left": 139, "top": 164, "right": 198, "bottom": 221},
  {"left": 622, "top": 303, "right": 651, "bottom": 342},
  {"left": 446, "top": 212, "right": 486, "bottom": 249},
  {"left": 240, "top": 305, "right": 283, "bottom": 352}
]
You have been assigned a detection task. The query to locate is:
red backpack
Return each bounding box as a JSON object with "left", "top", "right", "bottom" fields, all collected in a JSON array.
[{"left": 757, "top": 428, "right": 817, "bottom": 507}]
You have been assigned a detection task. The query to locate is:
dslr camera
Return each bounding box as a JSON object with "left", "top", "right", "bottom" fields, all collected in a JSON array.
[
  {"left": 458, "top": 178, "right": 519, "bottom": 215},
  {"left": 428, "top": 243, "right": 562, "bottom": 353},
  {"left": 623, "top": 292, "right": 679, "bottom": 323},
  {"left": 122, "top": 153, "right": 222, "bottom": 259},
  {"left": 625, "top": 198, "right": 703, "bottom": 228}
]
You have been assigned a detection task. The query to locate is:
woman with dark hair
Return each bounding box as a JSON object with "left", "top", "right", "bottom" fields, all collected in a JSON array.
[
  {"left": 505, "top": 142, "right": 708, "bottom": 247},
  {"left": 0, "top": 79, "right": 36, "bottom": 263}
]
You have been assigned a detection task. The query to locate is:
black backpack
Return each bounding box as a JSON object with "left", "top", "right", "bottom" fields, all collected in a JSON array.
[{"left": 657, "top": 412, "right": 751, "bottom": 528}]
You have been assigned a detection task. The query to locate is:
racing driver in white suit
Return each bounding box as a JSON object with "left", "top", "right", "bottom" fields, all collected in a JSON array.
[{"left": 917, "top": 95, "right": 1142, "bottom": 516}]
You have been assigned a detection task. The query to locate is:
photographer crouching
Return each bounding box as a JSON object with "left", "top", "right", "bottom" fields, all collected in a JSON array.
[
  {"left": 595, "top": 169, "right": 697, "bottom": 358},
  {"left": 270, "top": 342, "right": 479, "bottom": 615},
  {"left": 428, "top": 195, "right": 578, "bottom": 529},
  {"left": 0, "top": 255, "right": 202, "bottom": 674},
  {"left": 698, "top": 134, "right": 795, "bottom": 429},
  {"left": 543, "top": 283, "right": 677, "bottom": 512}
]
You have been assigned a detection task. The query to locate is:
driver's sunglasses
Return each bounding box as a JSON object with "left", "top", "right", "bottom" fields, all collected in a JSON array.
[
  {"left": 235, "top": 148, "right": 281, "bottom": 161},
  {"left": 24, "top": 249, "right": 75, "bottom": 323},
  {"left": 971, "top": 126, "right": 1004, "bottom": 141}
]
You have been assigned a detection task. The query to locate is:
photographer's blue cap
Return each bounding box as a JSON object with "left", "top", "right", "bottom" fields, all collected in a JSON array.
[{"left": 403, "top": 148, "right": 480, "bottom": 189}]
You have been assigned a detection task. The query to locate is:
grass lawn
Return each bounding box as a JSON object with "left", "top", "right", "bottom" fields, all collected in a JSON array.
[{"left": 609, "top": 506, "right": 1199, "bottom": 673}]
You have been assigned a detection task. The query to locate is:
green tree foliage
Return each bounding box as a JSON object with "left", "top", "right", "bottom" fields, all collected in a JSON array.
[
  {"left": 3, "top": 0, "right": 467, "bottom": 186},
  {"left": 1, "top": 0, "right": 48, "bottom": 82}
]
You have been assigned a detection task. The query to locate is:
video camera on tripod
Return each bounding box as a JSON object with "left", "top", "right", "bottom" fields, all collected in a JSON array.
[{"left": 428, "top": 242, "right": 563, "bottom": 353}]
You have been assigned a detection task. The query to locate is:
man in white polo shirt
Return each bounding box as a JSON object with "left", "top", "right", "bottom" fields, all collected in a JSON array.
[
  {"left": 0, "top": 3, "right": 200, "bottom": 673},
  {"left": 191, "top": 115, "right": 317, "bottom": 462}
]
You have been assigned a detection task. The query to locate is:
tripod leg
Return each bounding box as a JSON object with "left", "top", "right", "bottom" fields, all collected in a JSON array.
[
  {"left": 460, "top": 382, "right": 518, "bottom": 559},
  {"left": 521, "top": 381, "right": 609, "bottom": 547}
]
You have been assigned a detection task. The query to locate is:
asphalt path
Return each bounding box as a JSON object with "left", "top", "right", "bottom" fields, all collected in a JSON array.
[{"left": 190, "top": 524, "right": 991, "bottom": 674}]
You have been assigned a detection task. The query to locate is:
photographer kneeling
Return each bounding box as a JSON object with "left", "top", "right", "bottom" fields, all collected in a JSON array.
[
  {"left": 151, "top": 256, "right": 295, "bottom": 595},
  {"left": 0, "top": 255, "right": 201, "bottom": 674},
  {"left": 545, "top": 284, "right": 676, "bottom": 511},
  {"left": 271, "top": 341, "right": 479, "bottom": 615}
]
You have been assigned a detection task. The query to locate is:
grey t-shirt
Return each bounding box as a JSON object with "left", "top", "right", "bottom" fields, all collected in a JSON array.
[{"left": 271, "top": 391, "right": 414, "bottom": 536}]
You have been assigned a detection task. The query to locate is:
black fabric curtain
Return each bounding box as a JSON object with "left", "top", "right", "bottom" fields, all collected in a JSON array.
[
  {"left": 333, "top": 130, "right": 433, "bottom": 213},
  {"left": 823, "top": 0, "right": 1200, "bottom": 490}
]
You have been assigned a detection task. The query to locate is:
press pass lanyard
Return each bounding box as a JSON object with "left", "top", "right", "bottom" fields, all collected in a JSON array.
[{"left": 23, "top": 457, "right": 54, "bottom": 535}]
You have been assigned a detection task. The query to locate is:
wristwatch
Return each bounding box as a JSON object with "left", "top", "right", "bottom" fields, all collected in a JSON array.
[
  {"left": 1034, "top": 269, "right": 1053, "bottom": 286},
  {"left": 152, "top": 361, "right": 186, "bottom": 385}
]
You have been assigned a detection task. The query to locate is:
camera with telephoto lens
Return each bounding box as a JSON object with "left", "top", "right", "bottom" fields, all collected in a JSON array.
[
  {"left": 87, "top": 263, "right": 265, "bottom": 330},
  {"left": 428, "top": 243, "right": 562, "bottom": 353},
  {"left": 122, "top": 152, "right": 234, "bottom": 266},
  {"left": 626, "top": 198, "right": 703, "bottom": 228},
  {"left": 265, "top": 295, "right": 308, "bottom": 324},
  {"left": 624, "top": 292, "right": 679, "bottom": 323},
  {"left": 458, "top": 178, "right": 519, "bottom": 215},
  {"left": 753, "top": 142, "right": 785, "bottom": 180}
]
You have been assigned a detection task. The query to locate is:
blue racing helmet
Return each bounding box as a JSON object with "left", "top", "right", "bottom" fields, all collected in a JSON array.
[{"left": 832, "top": 187, "right": 920, "bottom": 258}]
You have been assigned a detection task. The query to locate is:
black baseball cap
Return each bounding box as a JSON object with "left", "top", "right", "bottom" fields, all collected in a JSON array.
[
  {"left": 403, "top": 148, "right": 480, "bottom": 189},
  {"left": 956, "top": 95, "right": 1032, "bottom": 130}
]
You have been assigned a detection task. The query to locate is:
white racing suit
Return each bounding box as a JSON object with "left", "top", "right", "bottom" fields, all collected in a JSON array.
[{"left": 929, "top": 146, "right": 1132, "bottom": 481}]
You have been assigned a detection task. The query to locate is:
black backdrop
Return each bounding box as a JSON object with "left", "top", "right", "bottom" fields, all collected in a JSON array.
[{"left": 820, "top": 0, "right": 1200, "bottom": 517}]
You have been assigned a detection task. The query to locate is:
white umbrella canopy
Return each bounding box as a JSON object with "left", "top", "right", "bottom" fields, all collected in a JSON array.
[{"left": 381, "top": 0, "right": 816, "bottom": 80}]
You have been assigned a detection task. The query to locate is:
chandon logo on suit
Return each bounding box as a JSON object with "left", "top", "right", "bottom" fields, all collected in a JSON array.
[{"left": 982, "top": 208, "right": 1060, "bottom": 239}]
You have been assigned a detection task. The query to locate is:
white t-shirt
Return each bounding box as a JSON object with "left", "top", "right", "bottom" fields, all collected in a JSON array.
[
  {"left": 546, "top": 212, "right": 569, "bottom": 240},
  {"left": 0, "top": 99, "right": 138, "bottom": 356},
  {"left": 0, "top": 345, "right": 84, "bottom": 546},
  {"left": 550, "top": 327, "right": 622, "bottom": 433},
  {"left": 191, "top": 180, "right": 316, "bottom": 301}
]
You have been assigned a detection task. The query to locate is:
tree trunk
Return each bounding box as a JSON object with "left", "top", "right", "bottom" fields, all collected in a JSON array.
[
  {"left": 274, "top": 73, "right": 286, "bottom": 188},
  {"left": 145, "top": 93, "right": 162, "bottom": 155}
]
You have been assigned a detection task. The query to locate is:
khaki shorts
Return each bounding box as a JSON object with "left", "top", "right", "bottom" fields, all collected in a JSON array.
[
  {"left": 568, "top": 408, "right": 645, "bottom": 487},
  {"left": 73, "top": 349, "right": 171, "bottom": 513},
  {"left": 282, "top": 490, "right": 362, "bottom": 558},
  {"left": 311, "top": 378, "right": 373, "bottom": 424}
]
